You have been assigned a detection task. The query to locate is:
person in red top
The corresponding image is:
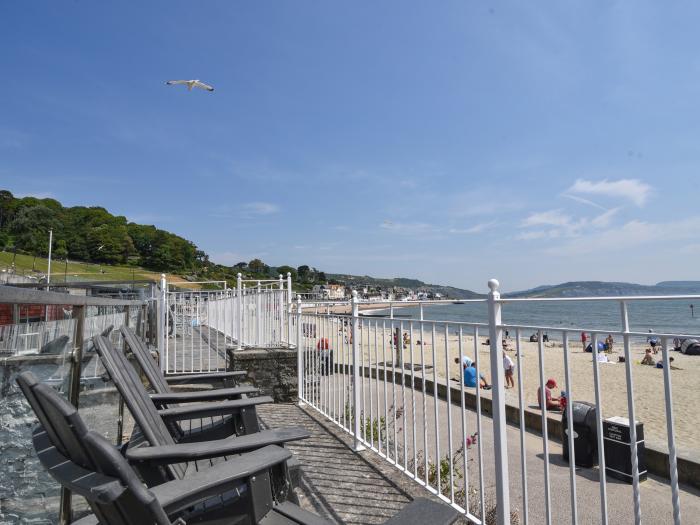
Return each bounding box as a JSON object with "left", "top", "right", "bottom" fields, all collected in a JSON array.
[
  {"left": 580, "top": 331, "right": 587, "bottom": 351},
  {"left": 537, "top": 378, "right": 560, "bottom": 411}
]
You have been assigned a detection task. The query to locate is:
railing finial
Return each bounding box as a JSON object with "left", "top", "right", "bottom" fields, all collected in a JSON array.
[{"left": 488, "top": 278, "right": 500, "bottom": 292}]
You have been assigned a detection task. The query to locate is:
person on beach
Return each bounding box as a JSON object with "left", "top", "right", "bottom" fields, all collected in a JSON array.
[
  {"left": 464, "top": 363, "right": 491, "bottom": 389},
  {"left": 581, "top": 331, "right": 587, "bottom": 351},
  {"left": 537, "top": 378, "right": 560, "bottom": 411},
  {"left": 647, "top": 329, "right": 660, "bottom": 354},
  {"left": 503, "top": 351, "right": 515, "bottom": 388},
  {"left": 455, "top": 355, "right": 473, "bottom": 369},
  {"left": 641, "top": 349, "right": 655, "bottom": 366},
  {"left": 605, "top": 334, "right": 614, "bottom": 352}
]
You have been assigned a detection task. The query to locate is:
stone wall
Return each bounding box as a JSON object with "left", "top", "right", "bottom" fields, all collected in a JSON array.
[{"left": 227, "top": 347, "right": 298, "bottom": 402}]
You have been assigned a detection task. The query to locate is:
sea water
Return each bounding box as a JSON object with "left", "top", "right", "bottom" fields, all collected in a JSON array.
[{"left": 370, "top": 299, "right": 700, "bottom": 340}]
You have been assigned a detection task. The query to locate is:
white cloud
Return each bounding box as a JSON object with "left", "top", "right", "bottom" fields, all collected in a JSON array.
[
  {"left": 590, "top": 207, "right": 619, "bottom": 228},
  {"left": 567, "top": 178, "right": 652, "bottom": 207},
  {"left": 561, "top": 193, "right": 607, "bottom": 211},
  {"left": 515, "top": 230, "right": 548, "bottom": 241},
  {"left": 380, "top": 220, "right": 436, "bottom": 235},
  {"left": 518, "top": 208, "right": 619, "bottom": 239},
  {"left": 520, "top": 209, "right": 572, "bottom": 228},
  {"left": 448, "top": 221, "right": 497, "bottom": 234},
  {"left": 548, "top": 217, "right": 700, "bottom": 256},
  {"left": 243, "top": 202, "right": 279, "bottom": 215}
]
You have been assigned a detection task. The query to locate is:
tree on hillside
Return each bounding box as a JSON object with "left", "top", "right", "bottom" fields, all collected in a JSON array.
[
  {"left": 248, "top": 258, "right": 269, "bottom": 275},
  {"left": 9, "top": 205, "right": 59, "bottom": 268},
  {"left": 0, "top": 190, "right": 14, "bottom": 229},
  {"left": 276, "top": 265, "right": 297, "bottom": 281},
  {"left": 297, "top": 265, "right": 311, "bottom": 282}
]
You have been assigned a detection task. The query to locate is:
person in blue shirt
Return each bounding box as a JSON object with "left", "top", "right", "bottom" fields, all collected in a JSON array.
[{"left": 463, "top": 363, "right": 491, "bottom": 390}]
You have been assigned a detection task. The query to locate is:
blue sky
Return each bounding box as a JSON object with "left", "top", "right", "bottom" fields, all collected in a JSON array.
[{"left": 2, "top": 1, "right": 700, "bottom": 292}]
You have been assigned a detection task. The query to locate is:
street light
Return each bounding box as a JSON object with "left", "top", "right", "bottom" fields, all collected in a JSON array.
[{"left": 46, "top": 229, "right": 53, "bottom": 288}]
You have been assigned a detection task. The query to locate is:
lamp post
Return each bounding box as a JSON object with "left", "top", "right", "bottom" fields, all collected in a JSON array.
[{"left": 46, "top": 228, "right": 53, "bottom": 288}]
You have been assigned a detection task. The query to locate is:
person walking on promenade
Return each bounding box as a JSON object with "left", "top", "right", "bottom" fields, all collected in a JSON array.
[
  {"left": 503, "top": 351, "right": 515, "bottom": 389},
  {"left": 581, "top": 331, "right": 587, "bottom": 351}
]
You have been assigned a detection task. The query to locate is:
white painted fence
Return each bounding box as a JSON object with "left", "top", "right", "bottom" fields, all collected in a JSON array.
[
  {"left": 162, "top": 273, "right": 293, "bottom": 373},
  {"left": 296, "top": 281, "right": 699, "bottom": 525}
]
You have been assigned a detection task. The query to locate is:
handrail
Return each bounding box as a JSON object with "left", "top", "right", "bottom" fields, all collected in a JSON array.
[
  {"left": 0, "top": 286, "right": 146, "bottom": 306},
  {"left": 499, "top": 294, "right": 700, "bottom": 303}
]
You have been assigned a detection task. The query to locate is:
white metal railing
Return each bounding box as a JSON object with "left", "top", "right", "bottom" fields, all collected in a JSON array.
[
  {"left": 162, "top": 273, "right": 293, "bottom": 374},
  {"left": 295, "top": 281, "right": 698, "bottom": 525}
]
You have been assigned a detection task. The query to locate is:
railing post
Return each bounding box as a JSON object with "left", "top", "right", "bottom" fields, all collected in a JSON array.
[
  {"left": 237, "top": 273, "right": 243, "bottom": 350},
  {"left": 487, "top": 278, "right": 510, "bottom": 525},
  {"left": 257, "top": 281, "right": 262, "bottom": 346},
  {"left": 296, "top": 295, "right": 304, "bottom": 406},
  {"left": 620, "top": 301, "right": 642, "bottom": 525},
  {"left": 158, "top": 274, "right": 166, "bottom": 370},
  {"left": 351, "top": 290, "right": 365, "bottom": 451},
  {"left": 59, "top": 304, "right": 85, "bottom": 525},
  {"left": 278, "top": 274, "right": 284, "bottom": 342},
  {"left": 287, "top": 272, "right": 293, "bottom": 345}
]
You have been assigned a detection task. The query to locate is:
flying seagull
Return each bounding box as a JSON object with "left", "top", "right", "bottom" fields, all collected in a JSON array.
[{"left": 165, "top": 79, "right": 214, "bottom": 92}]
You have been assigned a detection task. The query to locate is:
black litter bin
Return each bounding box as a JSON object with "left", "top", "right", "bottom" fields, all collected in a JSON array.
[
  {"left": 320, "top": 349, "right": 334, "bottom": 376},
  {"left": 562, "top": 401, "right": 599, "bottom": 468},
  {"left": 603, "top": 416, "right": 647, "bottom": 483}
]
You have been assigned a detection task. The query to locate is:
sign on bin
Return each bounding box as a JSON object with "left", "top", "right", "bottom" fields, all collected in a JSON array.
[{"left": 603, "top": 416, "right": 647, "bottom": 484}]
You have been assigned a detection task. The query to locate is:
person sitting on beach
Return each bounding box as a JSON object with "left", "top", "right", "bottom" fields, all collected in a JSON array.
[
  {"left": 455, "top": 355, "right": 474, "bottom": 369},
  {"left": 464, "top": 363, "right": 491, "bottom": 390},
  {"left": 641, "top": 349, "right": 655, "bottom": 366},
  {"left": 537, "top": 378, "right": 560, "bottom": 411},
  {"left": 656, "top": 357, "right": 676, "bottom": 369}
]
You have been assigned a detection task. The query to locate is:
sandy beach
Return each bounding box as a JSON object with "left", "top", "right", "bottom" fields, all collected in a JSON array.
[{"left": 340, "top": 322, "right": 700, "bottom": 454}]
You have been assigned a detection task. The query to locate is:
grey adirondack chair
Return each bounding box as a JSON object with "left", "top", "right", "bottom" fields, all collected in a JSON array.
[
  {"left": 120, "top": 325, "right": 247, "bottom": 398},
  {"left": 94, "top": 334, "right": 263, "bottom": 439},
  {"left": 91, "top": 337, "right": 309, "bottom": 486},
  {"left": 17, "top": 371, "right": 327, "bottom": 524}
]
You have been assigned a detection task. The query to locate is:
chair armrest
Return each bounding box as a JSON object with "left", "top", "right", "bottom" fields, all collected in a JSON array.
[
  {"left": 151, "top": 445, "right": 291, "bottom": 516},
  {"left": 165, "top": 371, "right": 247, "bottom": 384},
  {"left": 149, "top": 385, "right": 258, "bottom": 404},
  {"left": 125, "top": 427, "right": 310, "bottom": 464},
  {"left": 157, "top": 396, "right": 272, "bottom": 422}
]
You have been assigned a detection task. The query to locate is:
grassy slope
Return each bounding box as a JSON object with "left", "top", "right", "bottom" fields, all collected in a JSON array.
[{"left": 0, "top": 251, "right": 189, "bottom": 284}]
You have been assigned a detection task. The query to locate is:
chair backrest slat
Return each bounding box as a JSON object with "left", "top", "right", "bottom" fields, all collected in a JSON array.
[
  {"left": 18, "top": 371, "right": 173, "bottom": 524},
  {"left": 120, "top": 326, "right": 170, "bottom": 394},
  {"left": 16, "top": 372, "right": 67, "bottom": 456},
  {"left": 92, "top": 335, "right": 186, "bottom": 480},
  {"left": 31, "top": 383, "right": 93, "bottom": 466}
]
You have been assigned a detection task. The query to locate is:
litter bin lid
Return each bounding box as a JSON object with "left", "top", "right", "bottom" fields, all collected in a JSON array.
[{"left": 604, "top": 416, "right": 639, "bottom": 427}]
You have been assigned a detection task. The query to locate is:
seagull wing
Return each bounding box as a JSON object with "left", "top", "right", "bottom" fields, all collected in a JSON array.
[
  {"left": 166, "top": 80, "right": 189, "bottom": 86},
  {"left": 193, "top": 80, "right": 214, "bottom": 92}
]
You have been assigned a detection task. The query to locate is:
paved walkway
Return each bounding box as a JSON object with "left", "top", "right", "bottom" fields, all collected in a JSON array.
[{"left": 257, "top": 403, "right": 464, "bottom": 524}]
